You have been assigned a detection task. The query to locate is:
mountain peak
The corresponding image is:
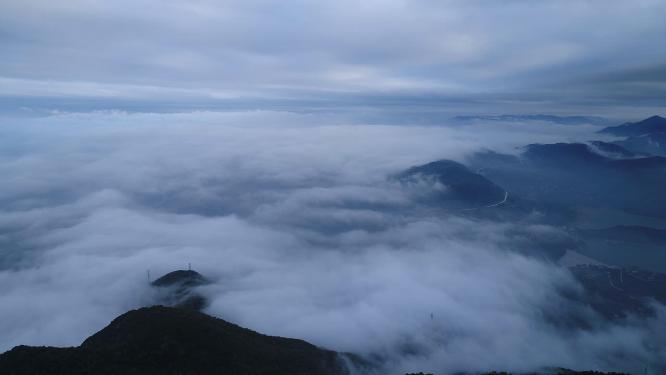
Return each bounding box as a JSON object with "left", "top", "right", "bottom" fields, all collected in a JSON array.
[
  {"left": 151, "top": 269, "right": 210, "bottom": 311},
  {"left": 645, "top": 115, "right": 665, "bottom": 121},
  {"left": 151, "top": 269, "right": 208, "bottom": 288},
  {"left": 398, "top": 159, "right": 506, "bottom": 208},
  {"left": 599, "top": 115, "right": 666, "bottom": 137},
  {"left": 1, "top": 306, "right": 350, "bottom": 375}
]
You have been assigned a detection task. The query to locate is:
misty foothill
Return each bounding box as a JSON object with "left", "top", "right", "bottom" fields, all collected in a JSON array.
[{"left": 1, "top": 1, "right": 666, "bottom": 374}]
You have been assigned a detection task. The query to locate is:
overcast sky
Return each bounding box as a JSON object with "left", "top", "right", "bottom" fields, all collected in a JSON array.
[{"left": 1, "top": 0, "right": 665, "bottom": 116}]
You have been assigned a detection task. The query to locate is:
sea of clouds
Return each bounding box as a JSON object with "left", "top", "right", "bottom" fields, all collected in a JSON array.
[{"left": 0, "top": 111, "right": 663, "bottom": 374}]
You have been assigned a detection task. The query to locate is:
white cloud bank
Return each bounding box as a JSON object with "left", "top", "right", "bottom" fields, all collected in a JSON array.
[{"left": 0, "top": 111, "right": 663, "bottom": 374}]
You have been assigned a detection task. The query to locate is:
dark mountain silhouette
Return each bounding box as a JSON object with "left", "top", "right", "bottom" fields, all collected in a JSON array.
[
  {"left": 152, "top": 270, "right": 208, "bottom": 287},
  {"left": 151, "top": 270, "right": 209, "bottom": 311},
  {"left": 452, "top": 114, "right": 610, "bottom": 126},
  {"left": 0, "top": 306, "right": 352, "bottom": 375},
  {"left": 599, "top": 115, "right": 666, "bottom": 137},
  {"left": 397, "top": 160, "right": 506, "bottom": 209}
]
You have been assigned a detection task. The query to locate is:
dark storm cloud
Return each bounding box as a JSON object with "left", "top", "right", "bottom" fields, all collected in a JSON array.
[{"left": 0, "top": 0, "right": 665, "bottom": 114}]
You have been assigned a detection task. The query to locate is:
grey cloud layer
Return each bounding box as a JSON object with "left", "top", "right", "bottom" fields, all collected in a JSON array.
[
  {"left": 0, "top": 111, "right": 664, "bottom": 374},
  {"left": 1, "top": 0, "right": 665, "bottom": 114}
]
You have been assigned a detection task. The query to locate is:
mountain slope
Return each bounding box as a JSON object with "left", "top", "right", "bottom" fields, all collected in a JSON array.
[
  {"left": 598, "top": 115, "right": 666, "bottom": 137},
  {"left": 397, "top": 160, "right": 506, "bottom": 209},
  {"left": 0, "top": 306, "right": 351, "bottom": 375},
  {"left": 615, "top": 132, "right": 666, "bottom": 157},
  {"left": 569, "top": 265, "right": 666, "bottom": 320},
  {"left": 466, "top": 142, "right": 666, "bottom": 219},
  {"left": 151, "top": 270, "right": 209, "bottom": 311}
]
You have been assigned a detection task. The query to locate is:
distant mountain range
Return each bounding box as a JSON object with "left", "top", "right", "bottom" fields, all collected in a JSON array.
[
  {"left": 397, "top": 116, "right": 666, "bottom": 322},
  {"left": 597, "top": 116, "right": 666, "bottom": 157},
  {"left": 452, "top": 114, "right": 611, "bottom": 125},
  {"left": 465, "top": 141, "right": 666, "bottom": 220},
  {"left": 598, "top": 115, "right": 666, "bottom": 137}
]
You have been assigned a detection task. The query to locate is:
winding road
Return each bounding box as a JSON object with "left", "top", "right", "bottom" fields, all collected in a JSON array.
[
  {"left": 485, "top": 191, "right": 509, "bottom": 208},
  {"left": 461, "top": 191, "right": 509, "bottom": 211}
]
